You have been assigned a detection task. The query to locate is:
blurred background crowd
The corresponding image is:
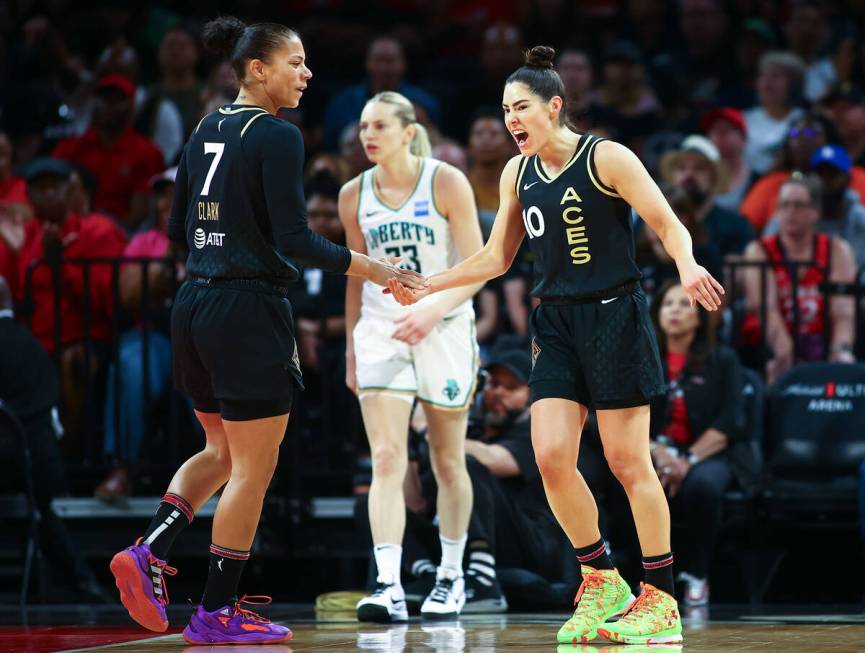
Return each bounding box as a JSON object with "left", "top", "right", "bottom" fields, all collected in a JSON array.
[{"left": 2, "top": 0, "right": 865, "bottom": 612}]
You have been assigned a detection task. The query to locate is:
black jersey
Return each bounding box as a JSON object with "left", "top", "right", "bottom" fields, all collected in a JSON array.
[
  {"left": 167, "top": 105, "right": 351, "bottom": 283},
  {"left": 515, "top": 134, "right": 641, "bottom": 298}
]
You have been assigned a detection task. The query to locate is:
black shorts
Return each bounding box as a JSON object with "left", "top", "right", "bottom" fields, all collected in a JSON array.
[
  {"left": 170, "top": 279, "right": 302, "bottom": 421},
  {"left": 528, "top": 285, "right": 665, "bottom": 409}
]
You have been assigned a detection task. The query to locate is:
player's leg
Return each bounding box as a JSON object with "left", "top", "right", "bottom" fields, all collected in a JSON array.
[
  {"left": 531, "top": 398, "right": 634, "bottom": 644},
  {"left": 355, "top": 393, "right": 413, "bottom": 622},
  {"left": 110, "top": 407, "right": 231, "bottom": 632},
  {"left": 183, "top": 406, "right": 292, "bottom": 645},
  {"left": 595, "top": 405, "right": 682, "bottom": 645},
  {"left": 420, "top": 405, "right": 472, "bottom": 618}
]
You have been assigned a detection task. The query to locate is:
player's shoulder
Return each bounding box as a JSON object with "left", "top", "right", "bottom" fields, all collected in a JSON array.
[{"left": 338, "top": 172, "right": 364, "bottom": 217}]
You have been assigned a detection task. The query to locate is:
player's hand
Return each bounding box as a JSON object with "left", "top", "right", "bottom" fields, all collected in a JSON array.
[
  {"left": 386, "top": 277, "right": 433, "bottom": 305},
  {"left": 391, "top": 306, "right": 442, "bottom": 345},
  {"left": 367, "top": 256, "right": 428, "bottom": 290},
  {"left": 678, "top": 261, "right": 724, "bottom": 311}
]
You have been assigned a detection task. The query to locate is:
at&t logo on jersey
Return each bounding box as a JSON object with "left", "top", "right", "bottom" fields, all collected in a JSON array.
[{"left": 194, "top": 227, "right": 225, "bottom": 249}]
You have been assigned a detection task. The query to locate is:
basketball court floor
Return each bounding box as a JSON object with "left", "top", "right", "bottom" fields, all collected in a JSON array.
[{"left": 3, "top": 605, "right": 864, "bottom": 652}]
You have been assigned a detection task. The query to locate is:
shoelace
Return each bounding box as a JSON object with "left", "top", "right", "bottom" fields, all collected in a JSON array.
[
  {"left": 233, "top": 595, "right": 274, "bottom": 624},
  {"left": 572, "top": 573, "right": 606, "bottom": 610},
  {"left": 133, "top": 537, "right": 177, "bottom": 607},
  {"left": 429, "top": 578, "right": 454, "bottom": 604},
  {"left": 619, "top": 585, "right": 662, "bottom": 624}
]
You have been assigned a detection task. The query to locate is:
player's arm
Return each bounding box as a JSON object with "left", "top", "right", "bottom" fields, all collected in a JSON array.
[
  {"left": 339, "top": 176, "right": 365, "bottom": 393},
  {"left": 426, "top": 163, "right": 486, "bottom": 314},
  {"left": 166, "top": 145, "right": 189, "bottom": 244},
  {"left": 260, "top": 121, "right": 423, "bottom": 288},
  {"left": 388, "top": 156, "right": 525, "bottom": 304},
  {"left": 595, "top": 140, "right": 724, "bottom": 311},
  {"left": 828, "top": 237, "right": 857, "bottom": 362}
]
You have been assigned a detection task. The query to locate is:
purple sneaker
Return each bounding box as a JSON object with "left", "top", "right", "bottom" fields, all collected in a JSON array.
[
  {"left": 182, "top": 595, "right": 292, "bottom": 645},
  {"left": 109, "top": 537, "right": 177, "bottom": 632}
]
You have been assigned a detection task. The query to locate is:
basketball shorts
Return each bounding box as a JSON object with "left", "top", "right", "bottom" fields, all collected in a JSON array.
[
  {"left": 353, "top": 311, "right": 478, "bottom": 410},
  {"left": 529, "top": 286, "right": 665, "bottom": 409},
  {"left": 171, "top": 279, "right": 301, "bottom": 420}
]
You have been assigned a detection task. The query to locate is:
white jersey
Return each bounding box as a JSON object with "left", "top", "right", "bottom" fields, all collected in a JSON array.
[{"left": 357, "top": 158, "right": 473, "bottom": 320}]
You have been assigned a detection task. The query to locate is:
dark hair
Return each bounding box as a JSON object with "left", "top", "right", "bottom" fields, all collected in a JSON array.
[
  {"left": 304, "top": 170, "right": 340, "bottom": 202},
  {"left": 202, "top": 16, "right": 298, "bottom": 81},
  {"left": 650, "top": 279, "right": 716, "bottom": 374},
  {"left": 506, "top": 45, "right": 571, "bottom": 127}
]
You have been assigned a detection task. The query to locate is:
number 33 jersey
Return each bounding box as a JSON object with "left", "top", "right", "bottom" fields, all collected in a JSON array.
[
  {"left": 516, "top": 134, "right": 642, "bottom": 299},
  {"left": 357, "top": 157, "right": 472, "bottom": 320}
]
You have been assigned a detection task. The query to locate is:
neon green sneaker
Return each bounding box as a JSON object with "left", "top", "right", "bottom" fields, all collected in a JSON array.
[
  {"left": 556, "top": 566, "right": 635, "bottom": 644},
  {"left": 597, "top": 582, "right": 683, "bottom": 645}
]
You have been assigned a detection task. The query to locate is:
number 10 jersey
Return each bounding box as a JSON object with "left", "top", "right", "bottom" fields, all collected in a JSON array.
[{"left": 357, "top": 157, "right": 472, "bottom": 320}]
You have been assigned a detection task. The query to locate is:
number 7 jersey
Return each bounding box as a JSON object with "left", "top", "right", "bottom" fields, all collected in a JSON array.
[{"left": 357, "top": 158, "right": 472, "bottom": 320}]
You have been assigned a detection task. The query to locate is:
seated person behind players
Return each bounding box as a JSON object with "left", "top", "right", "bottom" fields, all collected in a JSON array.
[
  {"left": 354, "top": 344, "right": 569, "bottom": 612},
  {"left": 648, "top": 279, "right": 745, "bottom": 609},
  {"left": 741, "top": 174, "right": 857, "bottom": 383}
]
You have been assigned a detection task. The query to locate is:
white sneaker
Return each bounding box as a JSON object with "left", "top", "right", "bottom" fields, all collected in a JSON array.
[
  {"left": 356, "top": 580, "right": 409, "bottom": 623},
  {"left": 678, "top": 571, "right": 709, "bottom": 607},
  {"left": 420, "top": 568, "right": 465, "bottom": 620}
]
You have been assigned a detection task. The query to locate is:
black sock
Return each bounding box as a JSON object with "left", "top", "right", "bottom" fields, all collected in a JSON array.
[
  {"left": 201, "top": 544, "right": 250, "bottom": 612},
  {"left": 575, "top": 538, "right": 613, "bottom": 571},
  {"left": 142, "top": 493, "right": 193, "bottom": 560},
  {"left": 643, "top": 553, "right": 675, "bottom": 596}
]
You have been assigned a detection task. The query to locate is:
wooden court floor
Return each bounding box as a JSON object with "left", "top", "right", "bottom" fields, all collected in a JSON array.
[{"left": 6, "top": 612, "right": 865, "bottom": 653}]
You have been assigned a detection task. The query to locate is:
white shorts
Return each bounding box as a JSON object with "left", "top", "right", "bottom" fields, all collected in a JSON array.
[{"left": 353, "top": 311, "right": 479, "bottom": 410}]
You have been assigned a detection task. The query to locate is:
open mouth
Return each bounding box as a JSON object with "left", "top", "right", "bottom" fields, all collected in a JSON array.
[{"left": 512, "top": 129, "right": 528, "bottom": 146}]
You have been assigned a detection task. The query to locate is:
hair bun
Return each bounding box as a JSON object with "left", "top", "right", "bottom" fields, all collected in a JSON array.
[
  {"left": 525, "top": 45, "right": 556, "bottom": 70},
  {"left": 202, "top": 16, "right": 246, "bottom": 60}
]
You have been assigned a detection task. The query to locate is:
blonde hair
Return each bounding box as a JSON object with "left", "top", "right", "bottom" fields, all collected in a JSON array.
[{"left": 365, "top": 91, "right": 432, "bottom": 158}]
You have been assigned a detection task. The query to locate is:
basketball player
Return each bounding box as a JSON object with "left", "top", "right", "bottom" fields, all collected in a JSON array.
[
  {"left": 388, "top": 46, "right": 724, "bottom": 645},
  {"left": 341, "top": 92, "right": 485, "bottom": 621},
  {"left": 107, "top": 18, "right": 423, "bottom": 645}
]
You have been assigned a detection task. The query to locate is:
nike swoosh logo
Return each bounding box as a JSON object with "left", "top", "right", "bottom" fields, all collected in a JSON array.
[
  {"left": 523, "top": 181, "right": 540, "bottom": 190},
  {"left": 601, "top": 297, "right": 619, "bottom": 304},
  {"left": 365, "top": 210, "right": 384, "bottom": 217}
]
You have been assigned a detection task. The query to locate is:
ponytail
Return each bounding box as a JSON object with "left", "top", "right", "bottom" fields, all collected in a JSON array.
[{"left": 410, "top": 122, "right": 432, "bottom": 158}]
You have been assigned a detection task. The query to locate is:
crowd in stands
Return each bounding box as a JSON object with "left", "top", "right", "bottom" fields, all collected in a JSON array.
[{"left": 1, "top": 0, "right": 865, "bottom": 609}]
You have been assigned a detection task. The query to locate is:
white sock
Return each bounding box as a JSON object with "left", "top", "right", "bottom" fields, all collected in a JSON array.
[
  {"left": 439, "top": 534, "right": 467, "bottom": 576},
  {"left": 373, "top": 543, "right": 402, "bottom": 586}
]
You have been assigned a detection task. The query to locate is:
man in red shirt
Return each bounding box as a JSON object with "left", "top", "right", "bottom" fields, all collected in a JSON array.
[
  {"left": 53, "top": 74, "right": 164, "bottom": 231},
  {"left": 10, "top": 157, "right": 128, "bottom": 353}
]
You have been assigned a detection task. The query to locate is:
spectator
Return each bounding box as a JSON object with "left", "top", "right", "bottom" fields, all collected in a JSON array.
[
  {"left": 323, "top": 37, "right": 442, "bottom": 151},
  {"left": 784, "top": 1, "right": 830, "bottom": 101},
  {"left": 701, "top": 108, "right": 755, "bottom": 212},
  {"left": 0, "top": 276, "right": 111, "bottom": 602},
  {"left": 742, "top": 175, "right": 857, "bottom": 383},
  {"left": 355, "top": 346, "right": 569, "bottom": 612},
  {"left": 96, "top": 38, "right": 185, "bottom": 166},
  {"left": 637, "top": 185, "right": 723, "bottom": 301},
  {"left": 7, "top": 158, "right": 127, "bottom": 440},
  {"left": 674, "top": 0, "right": 734, "bottom": 111},
  {"left": 822, "top": 82, "right": 865, "bottom": 168},
  {"left": 588, "top": 41, "right": 661, "bottom": 154},
  {"left": 659, "top": 134, "right": 754, "bottom": 258},
  {"left": 339, "top": 122, "right": 373, "bottom": 180},
  {"left": 149, "top": 26, "right": 204, "bottom": 136},
  {"left": 53, "top": 74, "right": 165, "bottom": 230},
  {"left": 432, "top": 140, "right": 469, "bottom": 174},
  {"left": 557, "top": 48, "right": 594, "bottom": 130},
  {"left": 199, "top": 59, "right": 240, "bottom": 118},
  {"left": 737, "top": 113, "right": 865, "bottom": 232},
  {"left": 805, "top": 35, "right": 856, "bottom": 103},
  {"left": 648, "top": 280, "right": 744, "bottom": 611},
  {"left": 95, "top": 168, "right": 182, "bottom": 500},
  {"left": 0, "top": 132, "right": 28, "bottom": 207},
  {"left": 764, "top": 145, "right": 865, "bottom": 265},
  {"left": 466, "top": 111, "right": 513, "bottom": 220},
  {"left": 744, "top": 51, "right": 806, "bottom": 175}
]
